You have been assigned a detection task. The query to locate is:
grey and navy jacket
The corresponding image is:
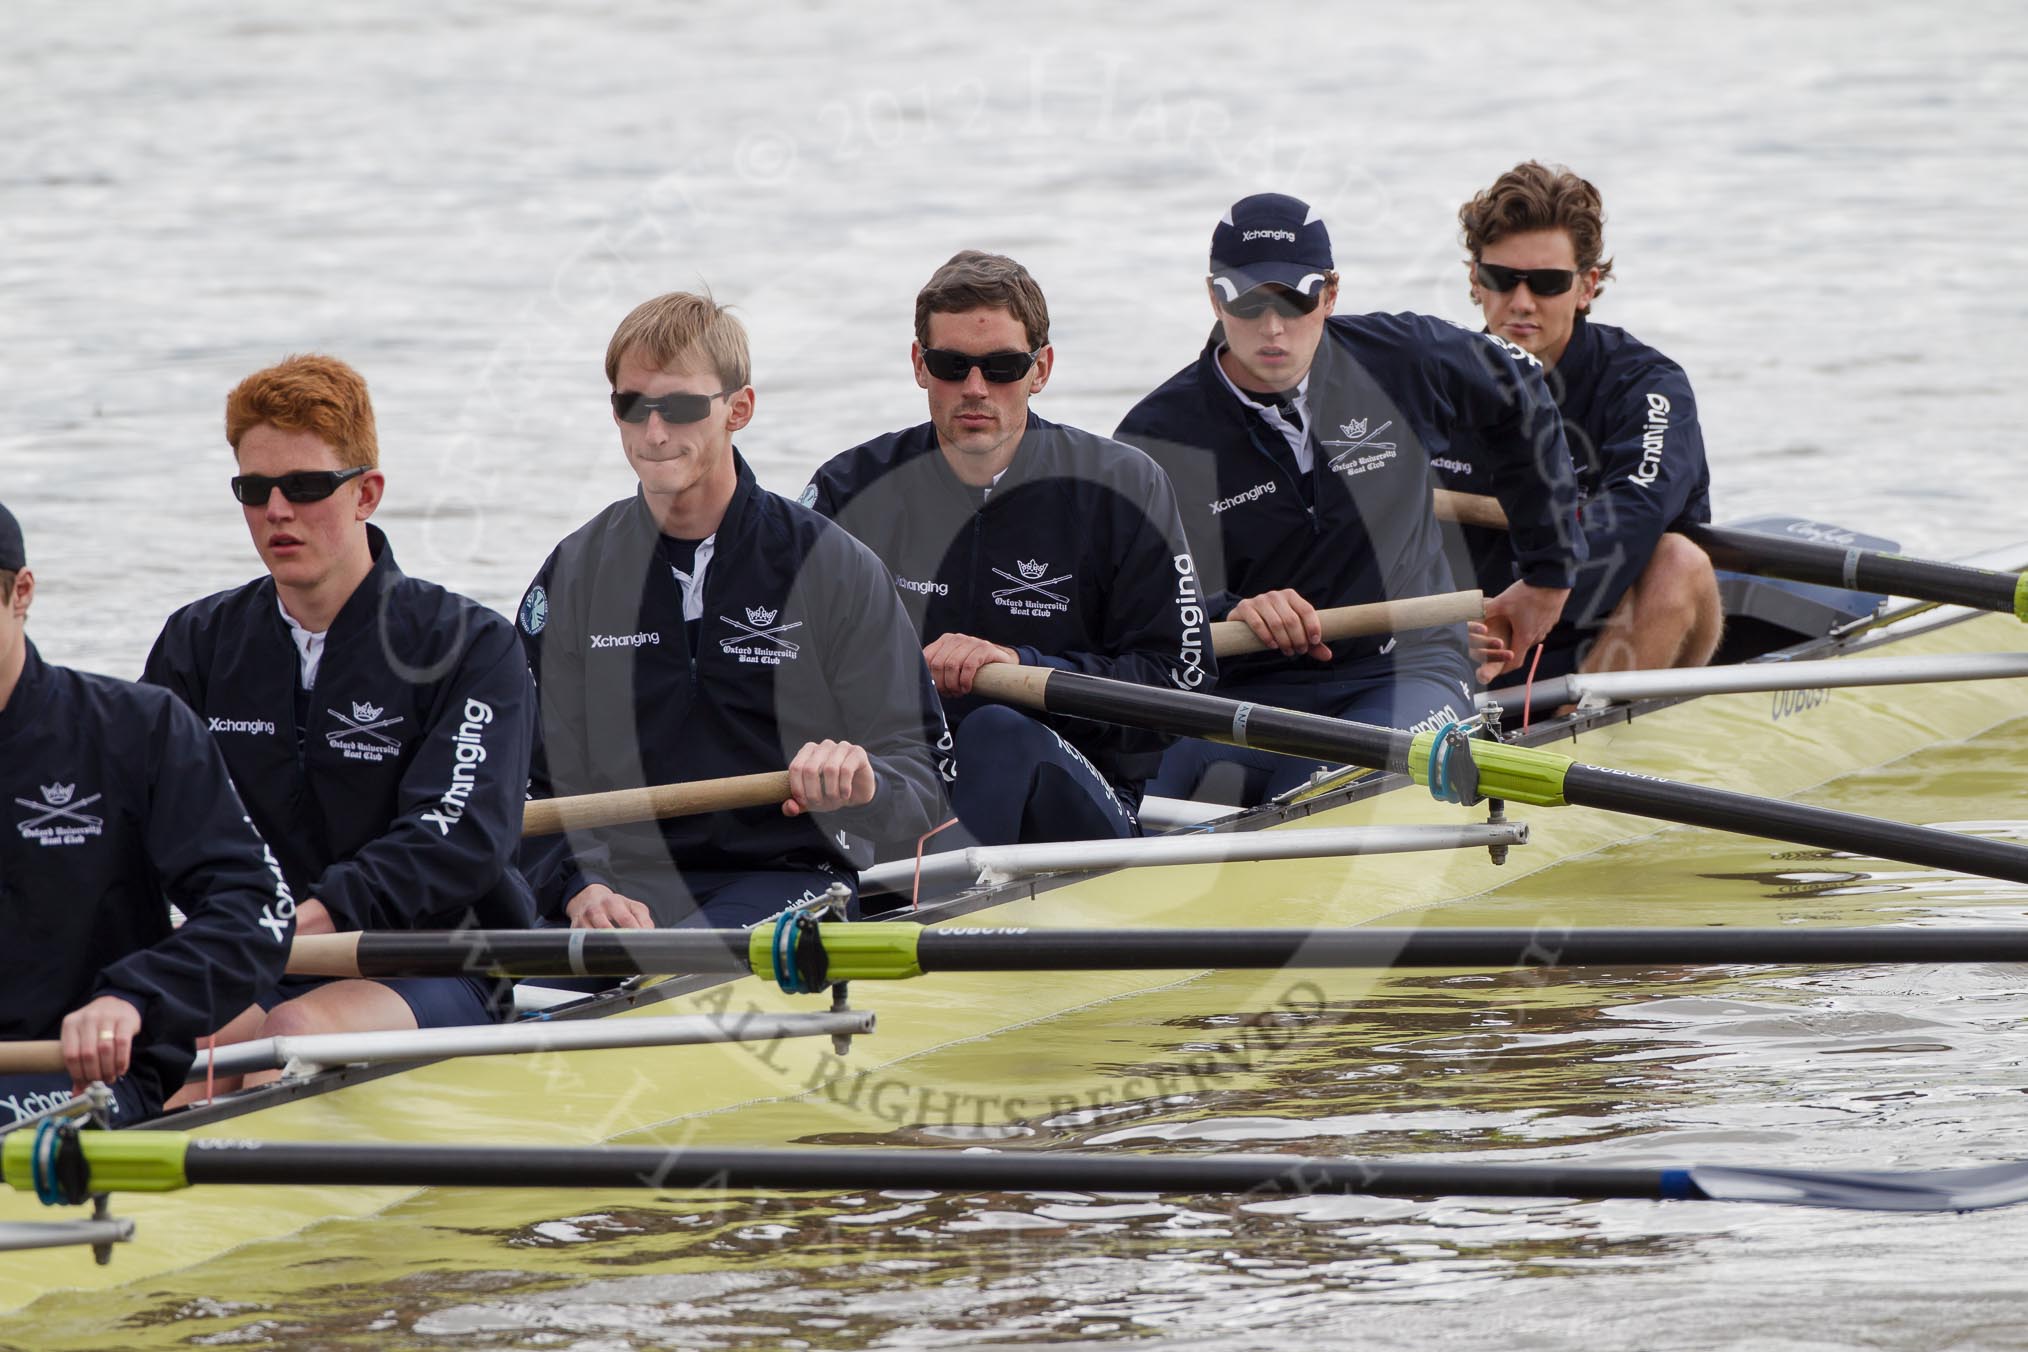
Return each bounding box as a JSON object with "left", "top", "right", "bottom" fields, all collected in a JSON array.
[
  {"left": 805, "top": 413, "right": 1212, "bottom": 795},
  {"left": 1433, "top": 314, "right": 1710, "bottom": 640},
  {"left": 517, "top": 455, "right": 949, "bottom": 912},
  {"left": 2, "top": 641, "right": 293, "bottom": 1115},
  {"left": 144, "top": 526, "right": 538, "bottom": 932},
  {"left": 1115, "top": 313, "right": 1582, "bottom": 689}
]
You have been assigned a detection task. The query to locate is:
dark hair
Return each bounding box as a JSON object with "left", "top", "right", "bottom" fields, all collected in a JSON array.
[
  {"left": 0, "top": 570, "right": 15, "bottom": 603},
  {"left": 914, "top": 250, "right": 1050, "bottom": 350},
  {"left": 1459, "top": 161, "right": 1615, "bottom": 307}
]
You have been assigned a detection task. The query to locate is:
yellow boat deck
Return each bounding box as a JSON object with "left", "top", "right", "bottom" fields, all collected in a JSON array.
[{"left": 2, "top": 604, "right": 2023, "bottom": 1323}]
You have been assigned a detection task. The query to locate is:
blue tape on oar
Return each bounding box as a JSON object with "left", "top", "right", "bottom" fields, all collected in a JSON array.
[
  {"left": 1427, "top": 720, "right": 1463, "bottom": 804},
  {"left": 31, "top": 1117, "right": 59, "bottom": 1205},
  {"left": 1659, "top": 1167, "right": 1699, "bottom": 1200},
  {"left": 771, "top": 911, "right": 804, "bottom": 994}
]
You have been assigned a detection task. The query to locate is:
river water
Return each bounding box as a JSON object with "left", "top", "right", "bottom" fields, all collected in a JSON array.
[{"left": 4, "top": 2, "right": 2027, "bottom": 1348}]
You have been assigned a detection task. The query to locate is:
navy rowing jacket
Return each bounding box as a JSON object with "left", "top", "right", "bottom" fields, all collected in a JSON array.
[
  {"left": 517, "top": 455, "right": 949, "bottom": 912},
  {"left": 1115, "top": 314, "right": 1582, "bottom": 688},
  {"left": 144, "top": 527, "right": 538, "bottom": 932},
  {"left": 1433, "top": 315, "right": 1711, "bottom": 637},
  {"left": 805, "top": 413, "right": 1212, "bottom": 792},
  {"left": 1, "top": 641, "right": 292, "bottom": 1114}
]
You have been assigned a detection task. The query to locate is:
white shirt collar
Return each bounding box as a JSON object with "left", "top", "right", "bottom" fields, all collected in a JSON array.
[
  {"left": 276, "top": 596, "right": 328, "bottom": 687},
  {"left": 1212, "top": 347, "right": 1313, "bottom": 473}
]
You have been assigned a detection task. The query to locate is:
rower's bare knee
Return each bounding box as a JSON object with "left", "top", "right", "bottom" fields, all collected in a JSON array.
[
  {"left": 1650, "top": 533, "right": 1723, "bottom": 665},
  {"left": 257, "top": 979, "right": 417, "bottom": 1041}
]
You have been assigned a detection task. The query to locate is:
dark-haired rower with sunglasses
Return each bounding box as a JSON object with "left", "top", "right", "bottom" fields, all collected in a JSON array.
[
  {"left": 144, "top": 354, "right": 539, "bottom": 1089},
  {"left": 805, "top": 250, "right": 1208, "bottom": 847},
  {"left": 515, "top": 292, "right": 948, "bottom": 929},
  {"left": 1115, "top": 193, "right": 1584, "bottom": 806},
  {"left": 1448, "top": 162, "right": 1720, "bottom": 684}
]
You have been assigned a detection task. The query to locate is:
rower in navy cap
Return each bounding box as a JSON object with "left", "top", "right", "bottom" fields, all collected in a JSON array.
[{"left": 1115, "top": 191, "right": 1586, "bottom": 806}]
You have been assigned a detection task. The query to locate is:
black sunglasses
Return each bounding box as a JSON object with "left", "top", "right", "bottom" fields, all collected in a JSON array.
[
  {"left": 611, "top": 388, "right": 739, "bottom": 424},
  {"left": 1219, "top": 286, "right": 1323, "bottom": 320},
  {"left": 1474, "top": 262, "right": 1578, "bottom": 296},
  {"left": 229, "top": 466, "right": 369, "bottom": 506},
  {"left": 919, "top": 348, "right": 1041, "bottom": 384}
]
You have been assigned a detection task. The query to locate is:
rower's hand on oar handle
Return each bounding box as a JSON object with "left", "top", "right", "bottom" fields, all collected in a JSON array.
[
  {"left": 784, "top": 739, "right": 878, "bottom": 816},
  {"left": 60, "top": 994, "right": 140, "bottom": 1092},
  {"left": 1468, "top": 620, "right": 1515, "bottom": 683},
  {"left": 1230, "top": 589, "right": 1331, "bottom": 661},
  {"left": 1480, "top": 581, "right": 1570, "bottom": 680},
  {"left": 565, "top": 883, "right": 656, "bottom": 930},
  {"left": 923, "top": 632, "right": 1020, "bottom": 698}
]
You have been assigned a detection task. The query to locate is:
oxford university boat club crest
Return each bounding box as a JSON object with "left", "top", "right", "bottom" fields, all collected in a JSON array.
[
  {"left": 718, "top": 603, "right": 804, "bottom": 666},
  {"left": 1319, "top": 416, "right": 1399, "bottom": 476},
  {"left": 14, "top": 779, "right": 105, "bottom": 846},
  {"left": 325, "top": 698, "right": 406, "bottom": 762},
  {"left": 991, "top": 557, "right": 1072, "bottom": 618}
]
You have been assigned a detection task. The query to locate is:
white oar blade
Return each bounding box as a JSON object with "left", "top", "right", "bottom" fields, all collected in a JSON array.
[{"left": 1692, "top": 1160, "right": 2028, "bottom": 1212}]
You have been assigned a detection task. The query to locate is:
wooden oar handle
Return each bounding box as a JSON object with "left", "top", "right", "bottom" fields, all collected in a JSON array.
[
  {"left": 1210, "top": 590, "right": 1485, "bottom": 657},
  {"left": 522, "top": 770, "right": 791, "bottom": 837},
  {"left": 1433, "top": 488, "right": 1509, "bottom": 530},
  {"left": 0, "top": 1041, "right": 66, "bottom": 1075},
  {"left": 971, "top": 663, "right": 1053, "bottom": 711},
  {"left": 290, "top": 932, "right": 366, "bottom": 979}
]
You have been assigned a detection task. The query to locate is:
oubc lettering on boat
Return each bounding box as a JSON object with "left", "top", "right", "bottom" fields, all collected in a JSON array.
[
  {"left": 421, "top": 698, "right": 495, "bottom": 836},
  {"left": 1771, "top": 687, "right": 1830, "bottom": 721},
  {"left": 1630, "top": 391, "right": 1670, "bottom": 486},
  {"left": 991, "top": 557, "right": 1071, "bottom": 618},
  {"left": 12, "top": 779, "right": 104, "bottom": 847},
  {"left": 325, "top": 698, "right": 404, "bottom": 762},
  {"left": 896, "top": 575, "right": 950, "bottom": 597},
  {"left": 208, "top": 715, "right": 276, "bottom": 736},
  {"left": 588, "top": 631, "right": 661, "bottom": 649},
  {"left": 1210, "top": 480, "right": 1276, "bottom": 514},
  {"left": 1171, "top": 552, "right": 1207, "bottom": 690},
  {"left": 718, "top": 604, "right": 804, "bottom": 666}
]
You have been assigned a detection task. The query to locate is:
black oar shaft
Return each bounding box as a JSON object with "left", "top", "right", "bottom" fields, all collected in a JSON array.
[
  {"left": 177, "top": 1140, "right": 1689, "bottom": 1202},
  {"left": 1560, "top": 764, "right": 2028, "bottom": 884},
  {"left": 916, "top": 927, "right": 2028, "bottom": 970},
  {"left": 323, "top": 926, "right": 2028, "bottom": 981},
  {"left": 998, "top": 667, "right": 2028, "bottom": 886},
  {"left": 1024, "top": 667, "right": 1410, "bottom": 770},
  {"left": 1686, "top": 522, "right": 2023, "bottom": 616}
]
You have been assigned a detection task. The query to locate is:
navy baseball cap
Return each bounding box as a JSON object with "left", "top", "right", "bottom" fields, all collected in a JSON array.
[
  {"left": 0, "top": 502, "right": 22, "bottom": 572},
  {"left": 1209, "top": 193, "right": 1334, "bottom": 300}
]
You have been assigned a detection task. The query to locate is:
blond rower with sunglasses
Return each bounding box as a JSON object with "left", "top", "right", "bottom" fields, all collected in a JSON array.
[
  {"left": 1448, "top": 162, "right": 1721, "bottom": 684},
  {"left": 1114, "top": 193, "right": 1584, "bottom": 807},
  {"left": 144, "top": 355, "right": 539, "bottom": 1093},
  {"left": 514, "top": 292, "right": 949, "bottom": 929}
]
